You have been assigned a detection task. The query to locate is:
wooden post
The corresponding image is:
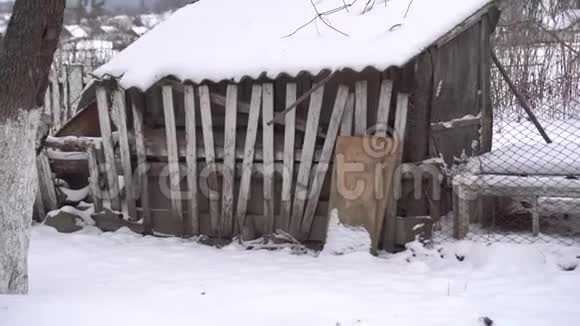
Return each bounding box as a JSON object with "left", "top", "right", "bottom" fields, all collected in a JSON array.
[
  {"left": 376, "top": 80, "right": 393, "bottom": 136},
  {"left": 51, "top": 72, "right": 61, "bottom": 130},
  {"left": 36, "top": 150, "right": 58, "bottom": 212},
  {"left": 236, "top": 85, "right": 262, "bottom": 234},
  {"left": 280, "top": 83, "right": 297, "bottom": 231},
  {"left": 87, "top": 144, "right": 104, "bottom": 213},
  {"left": 289, "top": 86, "right": 325, "bottom": 237},
  {"left": 531, "top": 196, "right": 540, "bottom": 236},
  {"left": 62, "top": 69, "right": 69, "bottom": 123},
  {"left": 113, "top": 89, "right": 137, "bottom": 220},
  {"left": 300, "top": 85, "right": 349, "bottom": 240},
  {"left": 68, "top": 64, "right": 84, "bottom": 114},
  {"left": 262, "top": 83, "right": 275, "bottom": 233},
  {"left": 221, "top": 84, "right": 238, "bottom": 237},
  {"left": 184, "top": 85, "right": 199, "bottom": 236},
  {"left": 131, "top": 91, "right": 152, "bottom": 233},
  {"left": 383, "top": 94, "right": 409, "bottom": 252},
  {"left": 95, "top": 85, "right": 121, "bottom": 211},
  {"left": 199, "top": 85, "right": 220, "bottom": 236},
  {"left": 354, "top": 81, "right": 368, "bottom": 136},
  {"left": 340, "top": 93, "right": 355, "bottom": 136},
  {"left": 162, "top": 85, "right": 184, "bottom": 230}
]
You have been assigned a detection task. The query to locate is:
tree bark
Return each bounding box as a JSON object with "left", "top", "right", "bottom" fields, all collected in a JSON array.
[{"left": 0, "top": 0, "right": 65, "bottom": 295}]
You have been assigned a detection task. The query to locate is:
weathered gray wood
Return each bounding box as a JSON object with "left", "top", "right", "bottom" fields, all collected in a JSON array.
[
  {"left": 375, "top": 80, "right": 393, "bottom": 136},
  {"left": 453, "top": 184, "right": 473, "bottom": 239},
  {"left": 62, "top": 71, "right": 69, "bottom": 122},
  {"left": 130, "top": 91, "right": 152, "bottom": 233},
  {"left": 435, "top": 2, "right": 496, "bottom": 47},
  {"left": 221, "top": 84, "right": 238, "bottom": 237},
  {"left": 184, "top": 85, "right": 199, "bottom": 236},
  {"left": 51, "top": 72, "right": 61, "bottom": 130},
  {"left": 37, "top": 150, "right": 58, "bottom": 211},
  {"left": 95, "top": 86, "right": 121, "bottom": 211},
  {"left": 113, "top": 88, "right": 137, "bottom": 220},
  {"left": 340, "top": 92, "right": 355, "bottom": 136},
  {"left": 236, "top": 85, "right": 262, "bottom": 233},
  {"left": 162, "top": 85, "right": 184, "bottom": 229},
  {"left": 262, "top": 83, "right": 275, "bottom": 233},
  {"left": 280, "top": 83, "right": 297, "bottom": 231},
  {"left": 354, "top": 80, "right": 368, "bottom": 136},
  {"left": 300, "top": 85, "right": 349, "bottom": 240},
  {"left": 289, "top": 86, "right": 325, "bottom": 237},
  {"left": 531, "top": 196, "right": 540, "bottom": 236},
  {"left": 87, "top": 144, "right": 104, "bottom": 213},
  {"left": 68, "top": 64, "right": 84, "bottom": 113},
  {"left": 199, "top": 85, "right": 220, "bottom": 236},
  {"left": 267, "top": 73, "right": 334, "bottom": 127},
  {"left": 383, "top": 93, "right": 409, "bottom": 252},
  {"left": 479, "top": 16, "right": 493, "bottom": 153}
]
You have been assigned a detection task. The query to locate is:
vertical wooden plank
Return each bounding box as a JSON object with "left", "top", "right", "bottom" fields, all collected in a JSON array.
[
  {"left": 300, "top": 85, "right": 349, "bottom": 240},
  {"left": 62, "top": 69, "right": 69, "bottom": 122},
  {"left": 199, "top": 85, "right": 220, "bottom": 236},
  {"left": 383, "top": 93, "right": 409, "bottom": 252},
  {"left": 184, "top": 85, "right": 199, "bottom": 236},
  {"left": 87, "top": 144, "right": 104, "bottom": 213},
  {"left": 480, "top": 16, "right": 493, "bottom": 154},
  {"left": 43, "top": 88, "right": 52, "bottom": 116},
  {"left": 68, "top": 64, "right": 84, "bottom": 114},
  {"left": 51, "top": 72, "right": 61, "bottom": 130},
  {"left": 280, "top": 83, "right": 297, "bottom": 231},
  {"left": 262, "top": 83, "right": 275, "bottom": 233},
  {"left": 33, "top": 182, "right": 46, "bottom": 221},
  {"left": 113, "top": 88, "right": 137, "bottom": 220},
  {"left": 354, "top": 80, "right": 368, "bottom": 136},
  {"left": 531, "top": 196, "right": 540, "bottom": 236},
  {"left": 95, "top": 86, "right": 121, "bottom": 211},
  {"left": 236, "top": 85, "right": 262, "bottom": 233},
  {"left": 162, "top": 85, "right": 184, "bottom": 230},
  {"left": 375, "top": 80, "right": 393, "bottom": 136},
  {"left": 131, "top": 91, "right": 152, "bottom": 233},
  {"left": 37, "top": 150, "right": 58, "bottom": 211},
  {"left": 289, "top": 86, "right": 325, "bottom": 237},
  {"left": 221, "top": 84, "right": 238, "bottom": 237},
  {"left": 340, "top": 92, "right": 355, "bottom": 136}
]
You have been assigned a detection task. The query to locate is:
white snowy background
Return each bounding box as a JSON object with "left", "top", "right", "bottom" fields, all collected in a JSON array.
[{"left": 2, "top": 224, "right": 580, "bottom": 326}]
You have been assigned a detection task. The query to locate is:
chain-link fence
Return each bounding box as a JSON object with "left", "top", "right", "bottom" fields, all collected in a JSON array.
[{"left": 434, "top": 0, "right": 580, "bottom": 245}]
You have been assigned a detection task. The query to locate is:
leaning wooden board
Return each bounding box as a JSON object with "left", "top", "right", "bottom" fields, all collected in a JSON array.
[{"left": 328, "top": 136, "right": 400, "bottom": 253}]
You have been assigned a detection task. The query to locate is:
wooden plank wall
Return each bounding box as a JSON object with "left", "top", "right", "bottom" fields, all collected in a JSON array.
[{"left": 92, "top": 73, "right": 413, "bottom": 245}]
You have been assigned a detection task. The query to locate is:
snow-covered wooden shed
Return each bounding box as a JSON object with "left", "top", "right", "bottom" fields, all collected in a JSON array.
[{"left": 61, "top": 0, "right": 499, "bottom": 248}]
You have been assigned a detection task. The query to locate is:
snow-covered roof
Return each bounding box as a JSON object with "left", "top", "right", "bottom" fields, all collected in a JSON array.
[
  {"left": 94, "top": 0, "right": 494, "bottom": 90},
  {"left": 131, "top": 26, "right": 149, "bottom": 36}
]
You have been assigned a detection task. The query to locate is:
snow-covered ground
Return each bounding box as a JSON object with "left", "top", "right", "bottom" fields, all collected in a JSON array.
[{"left": 2, "top": 225, "right": 580, "bottom": 326}]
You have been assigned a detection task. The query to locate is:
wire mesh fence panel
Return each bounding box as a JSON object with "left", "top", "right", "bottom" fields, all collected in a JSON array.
[{"left": 428, "top": 0, "right": 580, "bottom": 246}]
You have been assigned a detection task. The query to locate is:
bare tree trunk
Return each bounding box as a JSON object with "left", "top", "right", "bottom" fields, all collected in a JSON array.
[{"left": 0, "top": 0, "right": 65, "bottom": 295}]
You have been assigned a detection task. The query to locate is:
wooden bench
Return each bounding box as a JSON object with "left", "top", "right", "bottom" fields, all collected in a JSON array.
[{"left": 452, "top": 174, "right": 580, "bottom": 239}]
